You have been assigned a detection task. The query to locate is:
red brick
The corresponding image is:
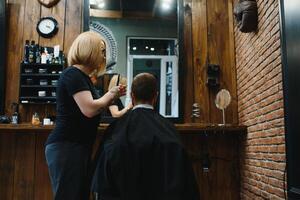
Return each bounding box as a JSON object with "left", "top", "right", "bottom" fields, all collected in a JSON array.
[{"left": 235, "top": 0, "right": 285, "bottom": 198}]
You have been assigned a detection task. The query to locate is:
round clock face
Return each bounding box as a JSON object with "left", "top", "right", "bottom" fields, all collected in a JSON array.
[{"left": 37, "top": 17, "right": 58, "bottom": 38}]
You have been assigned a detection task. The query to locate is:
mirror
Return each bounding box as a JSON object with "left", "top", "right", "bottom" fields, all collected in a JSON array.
[
  {"left": 215, "top": 89, "right": 231, "bottom": 125},
  {"left": 84, "top": 0, "right": 183, "bottom": 122}
]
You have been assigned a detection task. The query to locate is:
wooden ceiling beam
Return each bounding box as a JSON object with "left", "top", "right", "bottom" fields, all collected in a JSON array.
[{"left": 90, "top": 8, "right": 123, "bottom": 18}]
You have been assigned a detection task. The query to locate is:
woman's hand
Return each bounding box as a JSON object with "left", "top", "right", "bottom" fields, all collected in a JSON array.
[
  {"left": 126, "top": 102, "right": 133, "bottom": 111},
  {"left": 73, "top": 84, "right": 126, "bottom": 118},
  {"left": 108, "top": 84, "right": 127, "bottom": 100}
]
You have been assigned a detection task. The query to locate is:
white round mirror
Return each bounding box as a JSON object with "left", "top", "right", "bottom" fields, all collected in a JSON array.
[
  {"left": 215, "top": 89, "right": 231, "bottom": 110},
  {"left": 215, "top": 89, "right": 231, "bottom": 125}
]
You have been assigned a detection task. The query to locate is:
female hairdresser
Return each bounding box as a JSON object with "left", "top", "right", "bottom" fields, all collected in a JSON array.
[{"left": 45, "top": 31, "right": 125, "bottom": 200}]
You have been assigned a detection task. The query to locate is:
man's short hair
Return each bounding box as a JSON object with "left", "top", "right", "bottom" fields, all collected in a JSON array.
[{"left": 131, "top": 73, "right": 157, "bottom": 102}]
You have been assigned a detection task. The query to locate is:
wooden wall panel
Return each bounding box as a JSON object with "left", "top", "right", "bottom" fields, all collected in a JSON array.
[
  {"left": 206, "top": 0, "right": 237, "bottom": 124},
  {"left": 0, "top": 130, "right": 241, "bottom": 200},
  {"left": 5, "top": 0, "right": 26, "bottom": 116},
  {"left": 64, "top": 0, "right": 83, "bottom": 54},
  {"left": 23, "top": 0, "right": 40, "bottom": 43},
  {"left": 13, "top": 134, "right": 36, "bottom": 200},
  {"left": 191, "top": 0, "right": 210, "bottom": 123},
  {"left": 182, "top": 0, "right": 194, "bottom": 123},
  {"left": 182, "top": 0, "right": 237, "bottom": 124},
  {"left": 0, "top": 133, "right": 15, "bottom": 200},
  {"left": 181, "top": 134, "right": 240, "bottom": 200},
  {"left": 39, "top": 0, "right": 66, "bottom": 48},
  {"left": 227, "top": 0, "right": 238, "bottom": 124}
]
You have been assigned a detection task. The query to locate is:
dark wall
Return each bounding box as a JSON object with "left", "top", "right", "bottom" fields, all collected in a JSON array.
[
  {"left": 0, "top": 0, "right": 5, "bottom": 114},
  {"left": 280, "top": 0, "right": 300, "bottom": 199}
]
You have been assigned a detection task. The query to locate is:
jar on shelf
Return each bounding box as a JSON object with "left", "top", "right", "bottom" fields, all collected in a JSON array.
[{"left": 31, "top": 112, "right": 40, "bottom": 126}]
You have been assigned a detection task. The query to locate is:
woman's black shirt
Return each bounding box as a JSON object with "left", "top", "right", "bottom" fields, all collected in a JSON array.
[{"left": 46, "top": 66, "right": 101, "bottom": 146}]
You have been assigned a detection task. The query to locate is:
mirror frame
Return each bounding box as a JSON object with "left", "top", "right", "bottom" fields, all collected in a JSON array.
[
  {"left": 83, "top": 0, "right": 184, "bottom": 123},
  {"left": 279, "top": 0, "right": 300, "bottom": 198}
]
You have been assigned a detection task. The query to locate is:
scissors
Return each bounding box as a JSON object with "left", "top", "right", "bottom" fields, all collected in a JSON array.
[{"left": 116, "top": 74, "right": 120, "bottom": 86}]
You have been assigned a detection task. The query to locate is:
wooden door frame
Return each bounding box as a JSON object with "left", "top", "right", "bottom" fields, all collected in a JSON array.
[{"left": 279, "top": 0, "right": 300, "bottom": 198}]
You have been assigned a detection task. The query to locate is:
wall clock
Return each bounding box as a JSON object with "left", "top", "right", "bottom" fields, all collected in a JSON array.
[
  {"left": 38, "top": 0, "right": 60, "bottom": 8},
  {"left": 36, "top": 17, "right": 59, "bottom": 38}
]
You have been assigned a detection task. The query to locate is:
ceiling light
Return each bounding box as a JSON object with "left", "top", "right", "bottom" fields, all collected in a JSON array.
[
  {"left": 132, "top": 47, "right": 137, "bottom": 51},
  {"left": 161, "top": 2, "right": 171, "bottom": 11},
  {"left": 145, "top": 46, "right": 149, "bottom": 49},
  {"left": 150, "top": 47, "right": 155, "bottom": 51},
  {"left": 98, "top": 2, "right": 105, "bottom": 9},
  {"left": 90, "top": 0, "right": 97, "bottom": 5},
  {"left": 95, "top": 0, "right": 105, "bottom": 9}
]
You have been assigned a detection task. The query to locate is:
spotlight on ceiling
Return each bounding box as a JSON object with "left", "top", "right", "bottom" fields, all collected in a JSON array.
[
  {"left": 150, "top": 47, "right": 155, "bottom": 51},
  {"left": 97, "top": 1, "right": 105, "bottom": 9},
  {"left": 90, "top": 0, "right": 96, "bottom": 4},
  {"left": 161, "top": 0, "right": 172, "bottom": 11}
]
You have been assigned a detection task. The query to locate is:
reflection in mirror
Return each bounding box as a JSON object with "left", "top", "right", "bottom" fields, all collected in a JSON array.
[
  {"left": 88, "top": 0, "right": 180, "bottom": 121},
  {"left": 127, "top": 37, "right": 178, "bottom": 117},
  {"left": 94, "top": 74, "right": 128, "bottom": 120}
]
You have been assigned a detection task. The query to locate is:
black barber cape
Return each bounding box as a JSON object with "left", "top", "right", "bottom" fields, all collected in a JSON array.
[{"left": 91, "top": 108, "right": 199, "bottom": 200}]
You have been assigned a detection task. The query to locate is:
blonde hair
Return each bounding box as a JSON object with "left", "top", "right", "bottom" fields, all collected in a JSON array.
[
  {"left": 108, "top": 74, "right": 127, "bottom": 90},
  {"left": 68, "top": 31, "right": 106, "bottom": 73}
]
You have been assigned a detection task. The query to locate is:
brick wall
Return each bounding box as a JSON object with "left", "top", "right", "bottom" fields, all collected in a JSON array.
[{"left": 234, "top": 0, "right": 286, "bottom": 199}]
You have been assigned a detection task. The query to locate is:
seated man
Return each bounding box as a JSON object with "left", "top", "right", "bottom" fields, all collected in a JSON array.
[{"left": 92, "top": 73, "right": 199, "bottom": 200}]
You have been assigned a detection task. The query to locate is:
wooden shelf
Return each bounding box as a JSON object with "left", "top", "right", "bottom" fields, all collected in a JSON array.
[
  {"left": 20, "top": 85, "right": 57, "bottom": 88},
  {"left": 21, "top": 73, "right": 60, "bottom": 77},
  {"left": 19, "top": 62, "right": 63, "bottom": 104},
  {"left": 175, "top": 123, "right": 247, "bottom": 134},
  {"left": 20, "top": 97, "right": 56, "bottom": 104},
  {"left": 21, "top": 63, "right": 63, "bottom": 67},
  {"left": 20, "top": 97, "right": 56, "bottom": 100}
]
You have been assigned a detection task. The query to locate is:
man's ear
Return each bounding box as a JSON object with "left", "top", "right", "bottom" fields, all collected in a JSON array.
[
  {"left": 152, "top": 92, "right": 159, "bottom": 105},
  {"left": 131, "top": 92, "right": 135, "bottom": 106}
]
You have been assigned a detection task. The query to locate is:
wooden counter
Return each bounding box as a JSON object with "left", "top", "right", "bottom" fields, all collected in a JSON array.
[
  {"left": 0, "top": 123, "right": 246, "bottom": 134},
  {"left": 0, "top": 123, "right": 247, "bottom": 200}
]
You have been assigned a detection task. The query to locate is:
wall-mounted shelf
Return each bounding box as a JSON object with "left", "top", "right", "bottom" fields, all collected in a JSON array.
[
  {"left": 20, "top": 85, "right": 57, "bottom": 88},
  {"left": 21, "top": 73, "right": 60, "bottom": 77},
  {"left": 19, "top": 63, "right": 64, "bottom": 104}
]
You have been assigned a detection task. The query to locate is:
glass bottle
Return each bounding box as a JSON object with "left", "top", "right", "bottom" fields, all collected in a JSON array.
[
  {"left": 29, "top": 40, "right": 36, "bottom": 63},
  {"left": 35, "top": 44, "right": 41, "bottom": 64},
  {"left": 11, "top": 103, "right": 19, "bottom": 125},
  {"left": 23, "top": 40, "right": 30, "bottom": 64},
  {"left": 44, "top": 47, "right": 50, "bottom": 64},
  {"left": 31, "top": 112, "right": 40, "bottom": 126}
]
